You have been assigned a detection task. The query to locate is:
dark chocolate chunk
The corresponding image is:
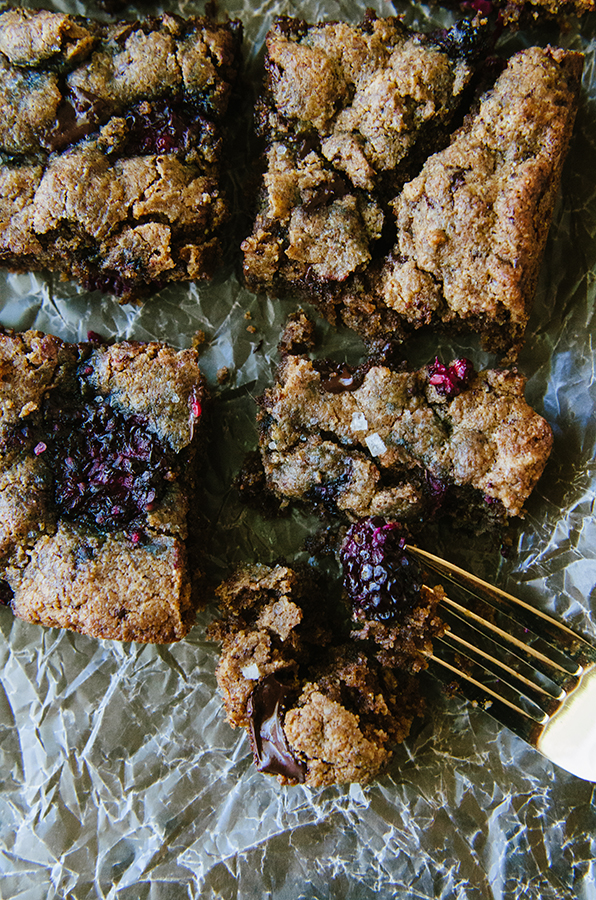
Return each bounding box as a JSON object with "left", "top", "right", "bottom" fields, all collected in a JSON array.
[
  {"left": 302, "top": 174, "right": 349, "bottom": 213},
  {"left": 247, "top": 675, "right": 306, "bottom": 782}
]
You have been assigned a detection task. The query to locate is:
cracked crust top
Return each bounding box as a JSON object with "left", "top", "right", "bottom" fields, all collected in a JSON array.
[{"left": 257, "top": 353, "right": 553, "bottom": 522}]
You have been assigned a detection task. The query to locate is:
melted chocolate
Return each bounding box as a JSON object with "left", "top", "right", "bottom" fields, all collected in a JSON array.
[
  {"left": 247, "top": 675, "right": 306, "bottom": 782},
  {"left": 0, "top": 580, "right": 13, "bottom": 607},
  {"left": 313, "top": 359, "right": 365, "bottom": 394},
  {"left": 296, "top": 132, "right": 321, "bottom": 160},
  {"left": 45, "top": 88, "right": 114, "bottom": 152}
]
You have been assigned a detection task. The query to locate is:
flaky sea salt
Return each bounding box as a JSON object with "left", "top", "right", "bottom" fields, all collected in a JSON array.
[
  {"left": 351, "top": 411, "right": 368, "bottom": 432},
  {"left": 365, "top": 433, "right": 387, "bottom": 456},
  {"left": 241, "top": 663, "right": 261, "bottom": 680}
]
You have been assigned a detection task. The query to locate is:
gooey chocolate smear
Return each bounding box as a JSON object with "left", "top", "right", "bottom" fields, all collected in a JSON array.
[
  {"left": 247, "top": 675, "right": 306, "bottom": 782},
  {"left": 45, "top": 88, "right": 115, "bottom": 152}
]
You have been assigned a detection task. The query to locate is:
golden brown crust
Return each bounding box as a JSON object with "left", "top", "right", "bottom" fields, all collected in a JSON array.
[
  {"left": 372, "top": 47, "right": 584, "bottom": 357},
  {"left": 243, "top": 25, "right": 583, "bottom": 357},
  {"left": 10, "top": 523, "right": 193, "bottom": 643}
]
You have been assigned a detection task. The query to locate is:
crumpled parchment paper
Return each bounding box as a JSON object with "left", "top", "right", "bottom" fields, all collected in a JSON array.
[{"left": 0, "top": 1, "right": 595, "bottom": 898}]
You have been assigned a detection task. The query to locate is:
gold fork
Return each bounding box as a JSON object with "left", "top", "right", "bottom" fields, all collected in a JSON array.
[{"left": 405, "top": 545, "right": 596, "bottom": 782}]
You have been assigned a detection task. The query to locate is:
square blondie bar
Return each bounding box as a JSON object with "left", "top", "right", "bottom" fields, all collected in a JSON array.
[
  {"left": 0, "top": 330, "right": 206, "bottom": 642},
  {"left": 256, "top": 348, "right": 553, "bottom": 526},
  {"left": 0, "top": 8, "right": 241, "bottom": 301}
]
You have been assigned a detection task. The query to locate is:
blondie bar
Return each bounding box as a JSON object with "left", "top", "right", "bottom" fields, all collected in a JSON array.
[
  {"left": 243, "top": 15, "right": 582, "bottom": 356},
  {"left": 343, "top": 46, "right": 583, "bottom": 356},
  {"left": 495, "top": 0, "right": 594, "bottom": 23},
  {"left": 0, "top": 8, "right": 241, "bottom": 300},
  {"left": 256, "top": 348, "right": 552, "bottom": 525},
  {"left": 0, "top": 330, "right": 206, "bottom": 642}
]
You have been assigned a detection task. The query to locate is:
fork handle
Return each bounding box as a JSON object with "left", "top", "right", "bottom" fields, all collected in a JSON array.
[{"left": 538, "top": 663, "right": 596, "bottom": 781}]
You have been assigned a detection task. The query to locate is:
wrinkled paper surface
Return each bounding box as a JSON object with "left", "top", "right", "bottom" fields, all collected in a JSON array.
[{"left": 0, "top": 1, "right": 595, "bottom": 898}]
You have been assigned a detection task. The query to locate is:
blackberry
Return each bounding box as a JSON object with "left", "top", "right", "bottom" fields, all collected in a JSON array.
[
  {"left": 340, "top": 517, "right": 422, "bottom": 622},
  {"left": 43, "top": 399, "right": 176, "bottom": 533}
]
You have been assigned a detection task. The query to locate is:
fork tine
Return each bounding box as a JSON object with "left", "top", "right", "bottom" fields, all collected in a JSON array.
[
  {"left": 424, "top": 641, "right": 550, "bottom": 725},
  {"left": 400, "top": 545, "right": 596, "bottom": 780},
  {"left": 440, "top": 593, "right": 580, "bottom": 677},
  {"left": 405, "top": 544, "right": 596, "bottom": 663},
  {"left": 438, "top": 628, "right": 565, "bottom": 701}
]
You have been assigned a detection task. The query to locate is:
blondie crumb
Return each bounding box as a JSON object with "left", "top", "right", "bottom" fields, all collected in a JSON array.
[
  {"left": 242, "top": 14, "right": 487, "bottom": 290},
  {"left": 348, "top": 46, "right": 584, "bottom": 357},
  {"left": 497, "top": 0, "right": 594, "bottom": 24},
  {"left": 209, "top": 561, "right": 433, "bottom": 787}
]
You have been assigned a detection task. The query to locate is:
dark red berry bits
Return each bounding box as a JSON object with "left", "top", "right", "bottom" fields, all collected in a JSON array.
[
  {"left": 123, "top": 100, "right": 218, "bottom": 159},
  {"left": 426, "top": 357, "right": 474, "bottom": 399},
  {"left": 44, "top": 399, "right": 176, "bottom": 532}
]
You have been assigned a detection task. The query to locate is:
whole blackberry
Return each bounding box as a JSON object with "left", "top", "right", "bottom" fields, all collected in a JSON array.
[{"left": 340, "top": 517, "right": 422, "bottom": 622}]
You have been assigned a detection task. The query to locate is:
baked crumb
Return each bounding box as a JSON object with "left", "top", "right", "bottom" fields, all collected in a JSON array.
[{"left": 209, "top": 561, "right": 435, "bottom": 786}]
